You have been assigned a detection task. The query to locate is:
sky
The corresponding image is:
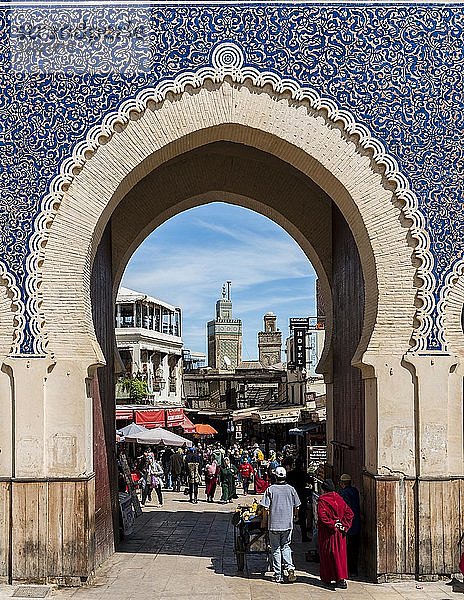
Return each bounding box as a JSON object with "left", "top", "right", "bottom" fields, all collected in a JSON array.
[{"left": 121, "top": 202, "right": 317, "bottom": 360}]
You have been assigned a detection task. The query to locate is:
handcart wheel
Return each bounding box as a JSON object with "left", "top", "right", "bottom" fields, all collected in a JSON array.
[{"left": 236, "top": 537, "right": 245, "bottom": 571}]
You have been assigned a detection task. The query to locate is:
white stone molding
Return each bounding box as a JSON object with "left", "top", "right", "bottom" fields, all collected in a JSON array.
[
  {"left": 36, "top": 42, "right": 428, "bottom": 360},
  {"left": 439, "top": 258, "right": 464, "bottom": 358},
  {"left": 0, "top": 264, "right": 26, "bottom": 357}
]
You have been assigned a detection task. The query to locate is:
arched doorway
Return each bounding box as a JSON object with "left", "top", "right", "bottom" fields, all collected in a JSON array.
[
  {"left": 42, "top": 77, "right": 416, "bottom": 577},
  {"left": 3, "top": 73, "right": 459, "bottom": 584}
]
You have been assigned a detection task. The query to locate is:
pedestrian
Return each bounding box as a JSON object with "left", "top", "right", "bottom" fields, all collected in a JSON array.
[
  {"left": 212, "top": 443, "right": 225, "bottom": 467},
  {"left": 151, "top": 452, "right": 164, "bottom": 506},
  {"left": 162, "top": 446, "right": 174, "bottom": 489},
  {"left": 204, "top": 458, "right": 219, "bottom": 502},
  {"left": 139, "top": 449, "right": 153, "bottom": 506},
  {"left": 239, "top": 457, "right": 254, "bottom": 496},
  {"left": 339, "top": 473, "right": 361, "bottom": 577},
  {"left": 268, "top": 451, "right": 281, "bottom": 484},
  {"left": 259, "top": 466, "right": 300, "bottom": 584},
  {"left": 286, "top": 458, "right": 311, "bottom": 542},
  {"left": 219, "top": 457, "right": 238, "bottom": 503},
  {"left": 185, "top": 447, "right": 201, "bottom": 503},
  {"left": 317, "top": 478, "right": 354, "bottom": 589},
  {"left": 170, "top": 447, "right": 184, "bottom": 492}
]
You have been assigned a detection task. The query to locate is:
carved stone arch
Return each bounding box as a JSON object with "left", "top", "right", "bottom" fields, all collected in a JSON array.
[
  {"left": 40, "top": 78, "right": 418, "bottom": 369},
  {"left": 29, "top": 43, "right": 434, "bottom": 363},
  {"left": 109, "top": 189, "right": 334, "bottom": 378},
  {"left": 439, "top": 259, "right": 464, "bottom": 361}
]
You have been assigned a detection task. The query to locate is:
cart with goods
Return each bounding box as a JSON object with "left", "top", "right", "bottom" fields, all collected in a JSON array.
[{"left": 231, "top": 500, "right": 270, "bottom": 572}]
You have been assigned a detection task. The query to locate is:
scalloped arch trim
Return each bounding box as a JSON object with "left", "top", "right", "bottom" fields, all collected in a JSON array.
[
  {"left": 23, "top": 41, "right": 435, "bottom": 356},
  {"left": 0, "top": 261, "right": 26, "bottom": 356},
  {"left": 437, "top": 257, "right": 464, "bottom": 354}
]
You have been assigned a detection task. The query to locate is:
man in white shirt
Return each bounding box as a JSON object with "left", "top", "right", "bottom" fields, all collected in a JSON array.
[{"left": 260, "top": 466, "right": 300, "bottom": 583}]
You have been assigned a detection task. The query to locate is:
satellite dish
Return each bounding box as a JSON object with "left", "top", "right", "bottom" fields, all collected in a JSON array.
[{"left": 223, "top": 356, "right": 232, "bottom": 369}]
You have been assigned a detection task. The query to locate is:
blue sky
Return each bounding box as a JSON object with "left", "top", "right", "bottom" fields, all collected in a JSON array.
[{"left": 121, "top": 202, "right": 316, "bottom": 360}]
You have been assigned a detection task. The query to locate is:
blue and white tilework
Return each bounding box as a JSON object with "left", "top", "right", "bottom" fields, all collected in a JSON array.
[{"left": 1, "top": 3, "right": 463, "bottom": 354}]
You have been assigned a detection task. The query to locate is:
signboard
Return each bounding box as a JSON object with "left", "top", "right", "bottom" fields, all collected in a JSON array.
[
  {"left": 135, "top": 409, "right": 165, "bottom": 428},
  {"left": 118, "top": 492, "right": 135, "bottom": 536},
  {"left": 235, "top": 422, "right": 242, "bottom": 440},
  {"left": 289, "top": 317, "right": 310, "bottom": 330},
  {"left": 289, "top": 317, "right": 319, "bottom": 331},
  {"left": 166, "top": 407, "right": 184, "bottom": 427},
  {"left": 307, "top": 445, "right": 327, "bottom": 467},
  {"left": 294, "top": 327, "right": 307, "bottom": 369}
]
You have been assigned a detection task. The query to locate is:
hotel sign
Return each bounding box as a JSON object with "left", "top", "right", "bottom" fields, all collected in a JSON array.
[
  {"left": 294, "top": 327, "right": 307, "bottom": 369},
  {"left": 289, "top": 317, "right": 310, "bottom": 369}
]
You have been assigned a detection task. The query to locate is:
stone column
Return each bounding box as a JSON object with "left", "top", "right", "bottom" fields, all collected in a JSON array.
[
  {"left": 361, "top": 354, "right": 416, "bottom": 580},
  {"left": 0, "top": 357, "right": 97, "bottom": 584},
  {"left": 132, "top": 342, "right": 141, "bottom": 375},
  {"left": 405, "top": 354, "right": 463, "bottom": 578},
  {"left": 360, "top": 353, "right": 464, "bottom": 580}
]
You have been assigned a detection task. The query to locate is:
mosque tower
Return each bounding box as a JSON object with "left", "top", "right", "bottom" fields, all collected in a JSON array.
[
  {"left": 207, "top": 282, "right": 242, "bottom": 369},
  {"left": 258, "top": 312, "right": 282, "bottom": 366}
]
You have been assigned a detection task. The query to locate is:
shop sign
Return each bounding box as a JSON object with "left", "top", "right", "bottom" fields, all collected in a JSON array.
[
  {"left": 308, "top": 445, "right": 327, "bottom": 465},
  {"left": 166, "top": 407, "right": 184, "bottom": 427}
]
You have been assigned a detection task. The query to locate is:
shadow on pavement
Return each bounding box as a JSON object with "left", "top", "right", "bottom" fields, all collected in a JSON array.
[{"left": 116, "top": 502, "right": 357, "bottom": 591}]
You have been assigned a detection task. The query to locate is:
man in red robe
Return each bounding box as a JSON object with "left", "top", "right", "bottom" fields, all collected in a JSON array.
[{"left": 317, "top": 478, "right": 354, "bottom": 589}]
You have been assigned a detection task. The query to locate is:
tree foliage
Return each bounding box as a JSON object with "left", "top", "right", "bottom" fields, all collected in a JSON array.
[{"left": 119, "top": 376, "right": 148, "bottom": 403}]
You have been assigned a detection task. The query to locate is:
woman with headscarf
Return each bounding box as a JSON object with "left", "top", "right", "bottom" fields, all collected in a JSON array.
[
  {"left": 317, "top": 478, "right": 354, "bottom": 589},
  {"left": 204, "top": 457, "right": 219, "bottom": 502},
  {"left": 219, "top": 457, "right": 238, "bottom": 503}
]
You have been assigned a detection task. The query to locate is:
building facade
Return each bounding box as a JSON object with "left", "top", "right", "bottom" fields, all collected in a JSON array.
[
  {"left": 1, "top": 4, "right": 464, "bottom": 583},
  {"left": 115, "top": 287, "right": 183, "bottom": 405},
  {"left": 207, "top": 282, "right": 242, "bottom": 369}
]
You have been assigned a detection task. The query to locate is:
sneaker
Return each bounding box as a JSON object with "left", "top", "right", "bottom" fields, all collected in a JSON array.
[
  {"left": 287, "top": 569, "right": 296, "bottom": 583},
  {"left": 273, "top": 575, "right": 283, "bottom": 584},
  {"left": 336, "top": 580, "right": 347, "bottom": 589}
]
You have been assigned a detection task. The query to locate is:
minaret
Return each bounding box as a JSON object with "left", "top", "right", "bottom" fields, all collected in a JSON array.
[
  {"left": 207, "top": 282, "right": 242, "bottom": 369},
  {"left": 258, "top": 312, "right": 282, "bottom": 366}
]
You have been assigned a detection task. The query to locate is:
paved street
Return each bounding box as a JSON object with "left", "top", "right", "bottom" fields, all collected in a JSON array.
[{"left": 1, "top": 488, "right": 461, "bottom": 600}]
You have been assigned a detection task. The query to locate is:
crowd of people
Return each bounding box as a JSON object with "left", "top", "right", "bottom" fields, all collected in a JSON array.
[
  {"left": 119, "top": 441, "right": 305, "bottom": 505},
  {"left": 118, "top": 440, "right": 361, "bottom": 590}
]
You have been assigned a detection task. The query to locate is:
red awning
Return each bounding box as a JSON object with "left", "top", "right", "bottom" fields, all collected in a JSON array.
[
  {"left": 180, "top": 414, "right": 196, "bottom": 434},
  {"left": 166, "top": 407, "right": 184, "bottom": 427},
  {"left": 135, "top": 409, "right": 165, "bottom": 429},
  {"left": 116, "top": 408, "right": 134, "bottom": 420}
]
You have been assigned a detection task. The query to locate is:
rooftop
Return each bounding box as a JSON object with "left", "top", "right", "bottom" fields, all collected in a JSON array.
[{"left": 117, "top": 286, "right": 179, "bottom": 312}]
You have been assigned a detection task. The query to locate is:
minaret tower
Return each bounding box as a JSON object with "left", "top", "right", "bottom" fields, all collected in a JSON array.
[
  {"left": 207, "top": 282, "right": 242, "bottom": 369},
  {"left": 258, "top": 312, "right": 282, "bottom": 366}
]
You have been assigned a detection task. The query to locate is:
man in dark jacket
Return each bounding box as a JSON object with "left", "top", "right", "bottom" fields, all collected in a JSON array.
[
  {"left": 286, "top": 458, "right": 311, "bottom": 542},
  {"left": 170, "top": 448, "right": 184, "bottom": 492},
  {"left": 339, "top": 474, "right": 361, "bottom": 577}
]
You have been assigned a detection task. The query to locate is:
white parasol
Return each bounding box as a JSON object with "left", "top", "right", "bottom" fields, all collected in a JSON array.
[
  {"left": 117, "top": 422, "right": 148, "bottom": 437},
  {"left": 124, "top": 427, "right": 191, "bottom": 447}
]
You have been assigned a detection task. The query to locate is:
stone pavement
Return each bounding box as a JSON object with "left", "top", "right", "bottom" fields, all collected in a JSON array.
[{"left": 1, "top": 488, "right": 462, "bottom": 600}]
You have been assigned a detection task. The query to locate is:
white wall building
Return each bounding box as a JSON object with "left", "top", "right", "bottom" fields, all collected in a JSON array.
[{"left": 115, "top": 287, "right": 183, "bottom": 405}]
